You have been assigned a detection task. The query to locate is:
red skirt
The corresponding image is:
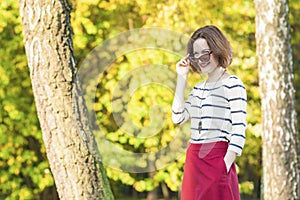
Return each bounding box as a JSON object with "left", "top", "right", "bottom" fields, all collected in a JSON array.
[{"left": 181, "top": 142, "right": 240, "bottom": 200}]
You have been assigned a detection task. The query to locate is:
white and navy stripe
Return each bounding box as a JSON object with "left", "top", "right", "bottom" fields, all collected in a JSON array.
[{"left": 172, "top": 75, "right": 247, "bottom": 156}]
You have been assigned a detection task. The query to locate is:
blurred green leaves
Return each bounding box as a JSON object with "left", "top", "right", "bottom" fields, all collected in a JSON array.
[
  {"left": 1, "top": 0, "right": 300, "bottom": 199},
  {"left": 0, "top": 0, "right": 53, "bottom": 199}
]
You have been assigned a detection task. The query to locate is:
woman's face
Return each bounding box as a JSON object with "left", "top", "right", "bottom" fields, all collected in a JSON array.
[{"left": 192, "top": 38, "right": 219, "bottom": 74}]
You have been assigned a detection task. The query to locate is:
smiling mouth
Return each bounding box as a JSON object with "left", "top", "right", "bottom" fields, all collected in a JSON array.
[{"left": 199, "top": 62, "right": 210, "bottom": 68}]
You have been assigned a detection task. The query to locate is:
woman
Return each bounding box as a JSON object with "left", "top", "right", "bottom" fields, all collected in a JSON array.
[{"left": 172, "top": 25, "right": 247, "bottom": 200}]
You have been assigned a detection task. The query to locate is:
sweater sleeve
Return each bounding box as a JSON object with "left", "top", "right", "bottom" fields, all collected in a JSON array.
[
  {"left": 172, "top": 74, "right": 192, "bottom": 125},
  {"left": 226, "top": 76, "right": 247, "bottom": 156},
  {"left": 172, "top": 91, "right": 193, "bottom": 125}
]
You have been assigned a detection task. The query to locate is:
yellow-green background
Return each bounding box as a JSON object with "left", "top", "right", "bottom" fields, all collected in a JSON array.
[{"left": 0, "top": 0, "right": 299, "bottom": 199}]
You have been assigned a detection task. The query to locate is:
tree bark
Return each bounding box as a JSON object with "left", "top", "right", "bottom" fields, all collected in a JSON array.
[
  {"left": 255, "top": 0, "right": 300, "bottom": 199},
  {"left": 19, "top": 0, "right": 114, "bottom": 199}
]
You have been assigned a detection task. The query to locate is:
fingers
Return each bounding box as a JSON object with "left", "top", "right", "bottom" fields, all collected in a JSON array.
[
  {"left": 184, "top": 54, "right": 190, "bottom": 60},
  {"left": 176, "top": 54, "right": 190, "bottom": 75},
  {"left": 177, "top": 54, "right": 190, "bottom": 67}
]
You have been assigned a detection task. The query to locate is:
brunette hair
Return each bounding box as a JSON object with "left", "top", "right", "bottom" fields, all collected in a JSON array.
[{"left": 187, "top": 25, "right": 233, "bottom": 71}]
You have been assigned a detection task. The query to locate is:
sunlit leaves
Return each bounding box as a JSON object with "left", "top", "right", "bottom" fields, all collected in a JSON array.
[
  {"left": 2, "top": 0, "right": 299, "bottom": 198},
  {"left": 0, "top": 0, "right": 53, "bottom": 199},
  {"left": 85, "top": 2, "right": 260, "bottom": 198}
]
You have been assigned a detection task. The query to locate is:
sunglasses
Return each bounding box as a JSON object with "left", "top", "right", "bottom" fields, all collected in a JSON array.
[{"left": 189, "top": 51, "right": 213, "bottom": 63}]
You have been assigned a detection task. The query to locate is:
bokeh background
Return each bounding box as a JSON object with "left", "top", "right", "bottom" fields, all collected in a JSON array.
[{"left": 0, "top": 0, "right": 299, "bottom": 199}]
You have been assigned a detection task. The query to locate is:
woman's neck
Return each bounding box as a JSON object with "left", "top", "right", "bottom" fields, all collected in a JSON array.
[{"left": 207, "top": 67, "right": 226, "bottom": 82}]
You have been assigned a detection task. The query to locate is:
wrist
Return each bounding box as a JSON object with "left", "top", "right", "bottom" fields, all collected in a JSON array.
[
  {"left": 176, "top": 73, "right": 188, "bottom": 86},
  {"left": 176, "top": 65, "right": 190, "bottom": 75},
  {"left": 176, "top": 70, "right": 189, "bottom": 76},
  {"left": 224, "top": 150, "right": 237, "bottom": 172}
]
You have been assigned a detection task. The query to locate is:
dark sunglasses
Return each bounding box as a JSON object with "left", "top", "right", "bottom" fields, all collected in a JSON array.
[{"left": 189, "top": 51, "right": 213, "bottom": 63}]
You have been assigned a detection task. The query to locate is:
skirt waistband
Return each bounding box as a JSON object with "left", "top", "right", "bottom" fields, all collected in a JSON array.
[
  {"left": 188, "top": 141, "right": 228, "bottom": 150},
  {"left": 187, "top": 142, "right": 228, "bottom": 159}
]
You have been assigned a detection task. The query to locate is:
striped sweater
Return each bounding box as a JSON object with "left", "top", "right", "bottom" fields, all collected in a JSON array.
[{"left": 172, "top": 75, "right": 247, "bottom": 156}]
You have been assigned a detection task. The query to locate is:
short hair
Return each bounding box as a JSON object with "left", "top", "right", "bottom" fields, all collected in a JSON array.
[{"left": 187, "top": 25, "right": 233, "bottom": 71}]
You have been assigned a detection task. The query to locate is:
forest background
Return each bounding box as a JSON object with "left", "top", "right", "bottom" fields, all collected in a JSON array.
[{"left": 0, "top": 0, "right": 299, "bottom": 199}]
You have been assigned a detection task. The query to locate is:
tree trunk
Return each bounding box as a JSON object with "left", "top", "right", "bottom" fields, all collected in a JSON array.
[
  {"left": 147, "top": 162, "right": 158, "bottom": 200},
  {"left": 146, "top": 188, "right": 158, "bottom": 200},
  {"left": 255, "top": 0, "right": 300, "bottom": 199},
  {"left": 161, "top": 182, "right": 170, "bottom": 199},
  {"left": 19, "top": 0, "right": 114, "bottom": 199}
]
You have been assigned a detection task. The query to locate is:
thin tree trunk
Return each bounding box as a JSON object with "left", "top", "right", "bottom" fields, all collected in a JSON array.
[
  {"left": 161, "top": 182, "right": 170, "bottom": 199},
  {"left": 147, "top": 188, "right": 158, "bottom": 200},
  {"left": 19, "top": 0, "right": 114, "bottom": 199},
  {"left": 255, "top": 0, "right": 300, "bottom": 199},
  {"left": 147, "top": 162, "right": 158, "bottom": 200}
]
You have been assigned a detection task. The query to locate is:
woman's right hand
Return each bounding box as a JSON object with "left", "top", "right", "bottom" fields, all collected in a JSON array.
[{"left": 176, "top": 54, "right": 190, "bottom": 75}]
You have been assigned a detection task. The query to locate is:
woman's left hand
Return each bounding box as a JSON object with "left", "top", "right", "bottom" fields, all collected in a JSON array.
[{"left": 224, "top": 150, "right": 237, "bottom": 173}]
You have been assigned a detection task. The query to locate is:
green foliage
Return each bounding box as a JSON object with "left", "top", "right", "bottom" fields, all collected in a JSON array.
[
  {"left": 290, "top": 0, "right": 300, "bottom": 137},
  {"left": 93, "top": 48, "right": 189, "bottom": 195},
  {"left": 82, "top": 0, "right": 261, "bottom": 198},
  {"left": 1, "top": 0, "right": 299, "bottom": 199},
  {"left": 0, "top": 1, "right": 54, "bottom": 199}
]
